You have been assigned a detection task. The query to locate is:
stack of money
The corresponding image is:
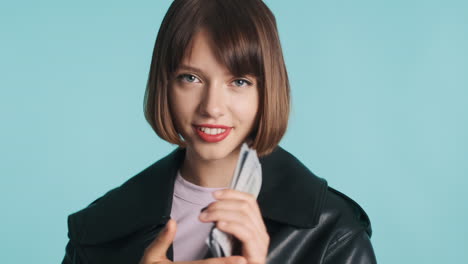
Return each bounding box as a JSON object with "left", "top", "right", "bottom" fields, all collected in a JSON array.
[{"left": 205, "top": 142, "right": 263, "bottom": 257}]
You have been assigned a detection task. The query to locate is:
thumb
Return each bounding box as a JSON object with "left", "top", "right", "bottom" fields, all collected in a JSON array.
[{"left": 141, "top": 219, "right": 177, "bottom": 263}]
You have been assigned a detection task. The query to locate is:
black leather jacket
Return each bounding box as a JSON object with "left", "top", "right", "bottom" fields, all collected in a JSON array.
[{"left": 62, "top": 146, "right": 377, "bottom": 263}]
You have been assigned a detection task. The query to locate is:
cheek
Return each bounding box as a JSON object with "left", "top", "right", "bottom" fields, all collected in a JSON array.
[
  {"left": 231, "top": 94, "right": 259, "bottom": 124},
  {"left": 170, "top": 90, "right": 198, "bottom": 121}
]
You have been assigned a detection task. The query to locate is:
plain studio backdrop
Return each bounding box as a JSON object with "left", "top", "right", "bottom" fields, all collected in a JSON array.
[{"left": 1, "top": 0, "right": 467, "bottom": 263}]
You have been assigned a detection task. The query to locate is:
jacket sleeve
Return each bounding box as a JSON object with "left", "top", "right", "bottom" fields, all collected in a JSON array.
[{"left": 323, "top": 229, "right": 377, "bottom": 264}]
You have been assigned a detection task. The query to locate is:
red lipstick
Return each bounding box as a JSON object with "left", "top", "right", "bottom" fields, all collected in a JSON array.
[{"left": 193, "top": 124, "right": 232, "bottom": 143}]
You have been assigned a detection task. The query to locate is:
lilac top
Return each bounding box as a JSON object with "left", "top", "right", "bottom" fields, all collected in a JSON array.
[{"left": 170, "top": 170, "right": 228, "bottom": 261}]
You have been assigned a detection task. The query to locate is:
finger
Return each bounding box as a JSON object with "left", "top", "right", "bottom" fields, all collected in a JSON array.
[
  {"left": 208, "top": 195, "right": 266, "bottom": 232},
  {"left": 181, "top": 256, "right": 247, "bottom": 264},
  {"left": 199, "top": 209, "right": 253, "bottom": 232},
  {"left": 213, "top": 189, "right": 255, "bottom": 201},
  {"left": 142, "top": 219, "right": 177, "bottom": 262},
  {"left": 207, "top": 193, "right": 266, "bottom": 231},
  {"left": 199, "top": 209, "right": 264, "bottom": 250},
  {"left": 214, "top": 220, "right": 264, "bottom": 249},
  {"left": 215, "top": 221, "right": 268, "bottom": 264},
  {"left": 213, "top": 190, "right": 261, "bottom": 217}
]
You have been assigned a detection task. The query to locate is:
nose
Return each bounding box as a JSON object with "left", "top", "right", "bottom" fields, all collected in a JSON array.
[{"left": 198, "top": 81, "right": 226, "bottom": 119}]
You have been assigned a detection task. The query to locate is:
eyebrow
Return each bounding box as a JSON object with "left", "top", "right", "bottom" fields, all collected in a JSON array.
[
  {"left": 177, "top": 64, "right": 206, "bottom": 75},
  {"left": 177, "top": 64, "right": 234, "bottom": 77}
]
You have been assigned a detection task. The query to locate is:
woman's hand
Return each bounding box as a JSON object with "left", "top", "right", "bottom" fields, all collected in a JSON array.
[
  {"left": 139, "top": 219, "right": 247, "bottom": 264},
  {"left": 199, "top": 189, "right": 270, "bottom": 264}
]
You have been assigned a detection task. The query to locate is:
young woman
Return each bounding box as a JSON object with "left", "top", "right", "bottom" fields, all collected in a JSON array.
[{"left": 62, "top": 1, "right": 377, "bottom": 263}]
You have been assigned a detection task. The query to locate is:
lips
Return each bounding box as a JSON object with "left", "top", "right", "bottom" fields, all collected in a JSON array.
[
  {"left": 193, "top": 124, "right": 232, "bottom": 143},
  {"left": 194, "top": 124, "right": 231, "bottom": 129}
]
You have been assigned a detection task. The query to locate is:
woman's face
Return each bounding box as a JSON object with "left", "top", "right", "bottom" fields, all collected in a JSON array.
[{"left": 169, "top": 29, "right": 259, "bottom": 162}]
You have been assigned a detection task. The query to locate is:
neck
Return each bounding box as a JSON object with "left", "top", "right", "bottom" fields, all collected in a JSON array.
[{"left": 180, "top": 146, "right": 241, "bottom": 188}]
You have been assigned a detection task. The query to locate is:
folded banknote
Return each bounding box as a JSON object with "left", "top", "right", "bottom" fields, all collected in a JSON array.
[{"left": 205, "top": 142, "right": 263, "bottom": 257}]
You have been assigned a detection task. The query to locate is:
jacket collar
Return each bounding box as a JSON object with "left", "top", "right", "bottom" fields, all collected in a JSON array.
[{"left": 68, "top": 146, "right": 328, "bottom": 245}]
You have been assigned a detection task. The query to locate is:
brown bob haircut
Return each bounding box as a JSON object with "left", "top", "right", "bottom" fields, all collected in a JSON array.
[{"left": 144, "top": 0, "right": 290, "bottom": 157}]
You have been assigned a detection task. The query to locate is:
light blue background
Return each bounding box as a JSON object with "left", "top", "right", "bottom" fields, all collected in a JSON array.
[{"left": 1, "top": 0, "right": 467, "bottom": 263}]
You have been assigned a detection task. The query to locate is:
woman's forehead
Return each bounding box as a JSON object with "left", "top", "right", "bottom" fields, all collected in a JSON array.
[{"left": 175, "top": 28, "right": 261, "bottom": 78}]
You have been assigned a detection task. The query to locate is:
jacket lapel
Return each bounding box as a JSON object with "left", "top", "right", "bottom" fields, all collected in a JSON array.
[
  {"left": 258, "top": 147, "right": 328, "bottom": 228},
  {"left": 68, "top": 146, "right": 327, "bottom": 247},
  {"left": 67, "top": 147, "right": 183, "bottom": 245}
]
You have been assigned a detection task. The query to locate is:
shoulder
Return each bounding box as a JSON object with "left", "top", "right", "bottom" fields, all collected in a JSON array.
[
  {"left": 260, "top": 147, "right": 376, "bottom": 262},
  {"left": 259, "top": 146, "right": 372, "bottom": 234},
  {"left": 317, "top": 187, "right": 376, "bottom": 263},
  {"left": 66, "top": 148, "right": 184, "bottom": 245},
  {"left": 322, "top": 186, "right": 372, "bottom": 237}
]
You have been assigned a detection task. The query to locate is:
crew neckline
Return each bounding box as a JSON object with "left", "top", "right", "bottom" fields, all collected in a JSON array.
[{"left": 173, "top": 170, "right": 228, "bottom": 206}]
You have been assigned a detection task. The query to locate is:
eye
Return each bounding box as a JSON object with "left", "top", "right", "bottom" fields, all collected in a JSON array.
[
  {"left": 177, "top": 74, "right": 201, "bottom": 83},
  {"left": 232, "top": 79, "right": 252, "bottom": 87}
]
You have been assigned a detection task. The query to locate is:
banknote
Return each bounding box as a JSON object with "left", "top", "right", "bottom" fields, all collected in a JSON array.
[{"left": 206, "top": 142, "right": 263, "bottom": 256}]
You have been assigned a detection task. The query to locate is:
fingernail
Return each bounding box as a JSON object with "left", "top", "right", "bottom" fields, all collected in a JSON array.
[
  {"left": 163, "top": 219, "right": 172, "bottom": 231},
  {"left": 237, "top": 258, "right": 247, "bottom": 264},
  {"left": 213, "top": 190, "right": 223, "bottom": 197},
  {"left": 200, "top": 212, "right": 208, "bottom": 219}
]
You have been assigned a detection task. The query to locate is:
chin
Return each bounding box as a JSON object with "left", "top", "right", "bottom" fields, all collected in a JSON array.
[{"left": 190, "top": 142, "right": 239, "bottom": 162}]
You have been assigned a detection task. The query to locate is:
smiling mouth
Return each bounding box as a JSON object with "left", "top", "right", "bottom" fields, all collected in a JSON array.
[{"left": 193, "top": 125, "right": 232, "bottom": 143}]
